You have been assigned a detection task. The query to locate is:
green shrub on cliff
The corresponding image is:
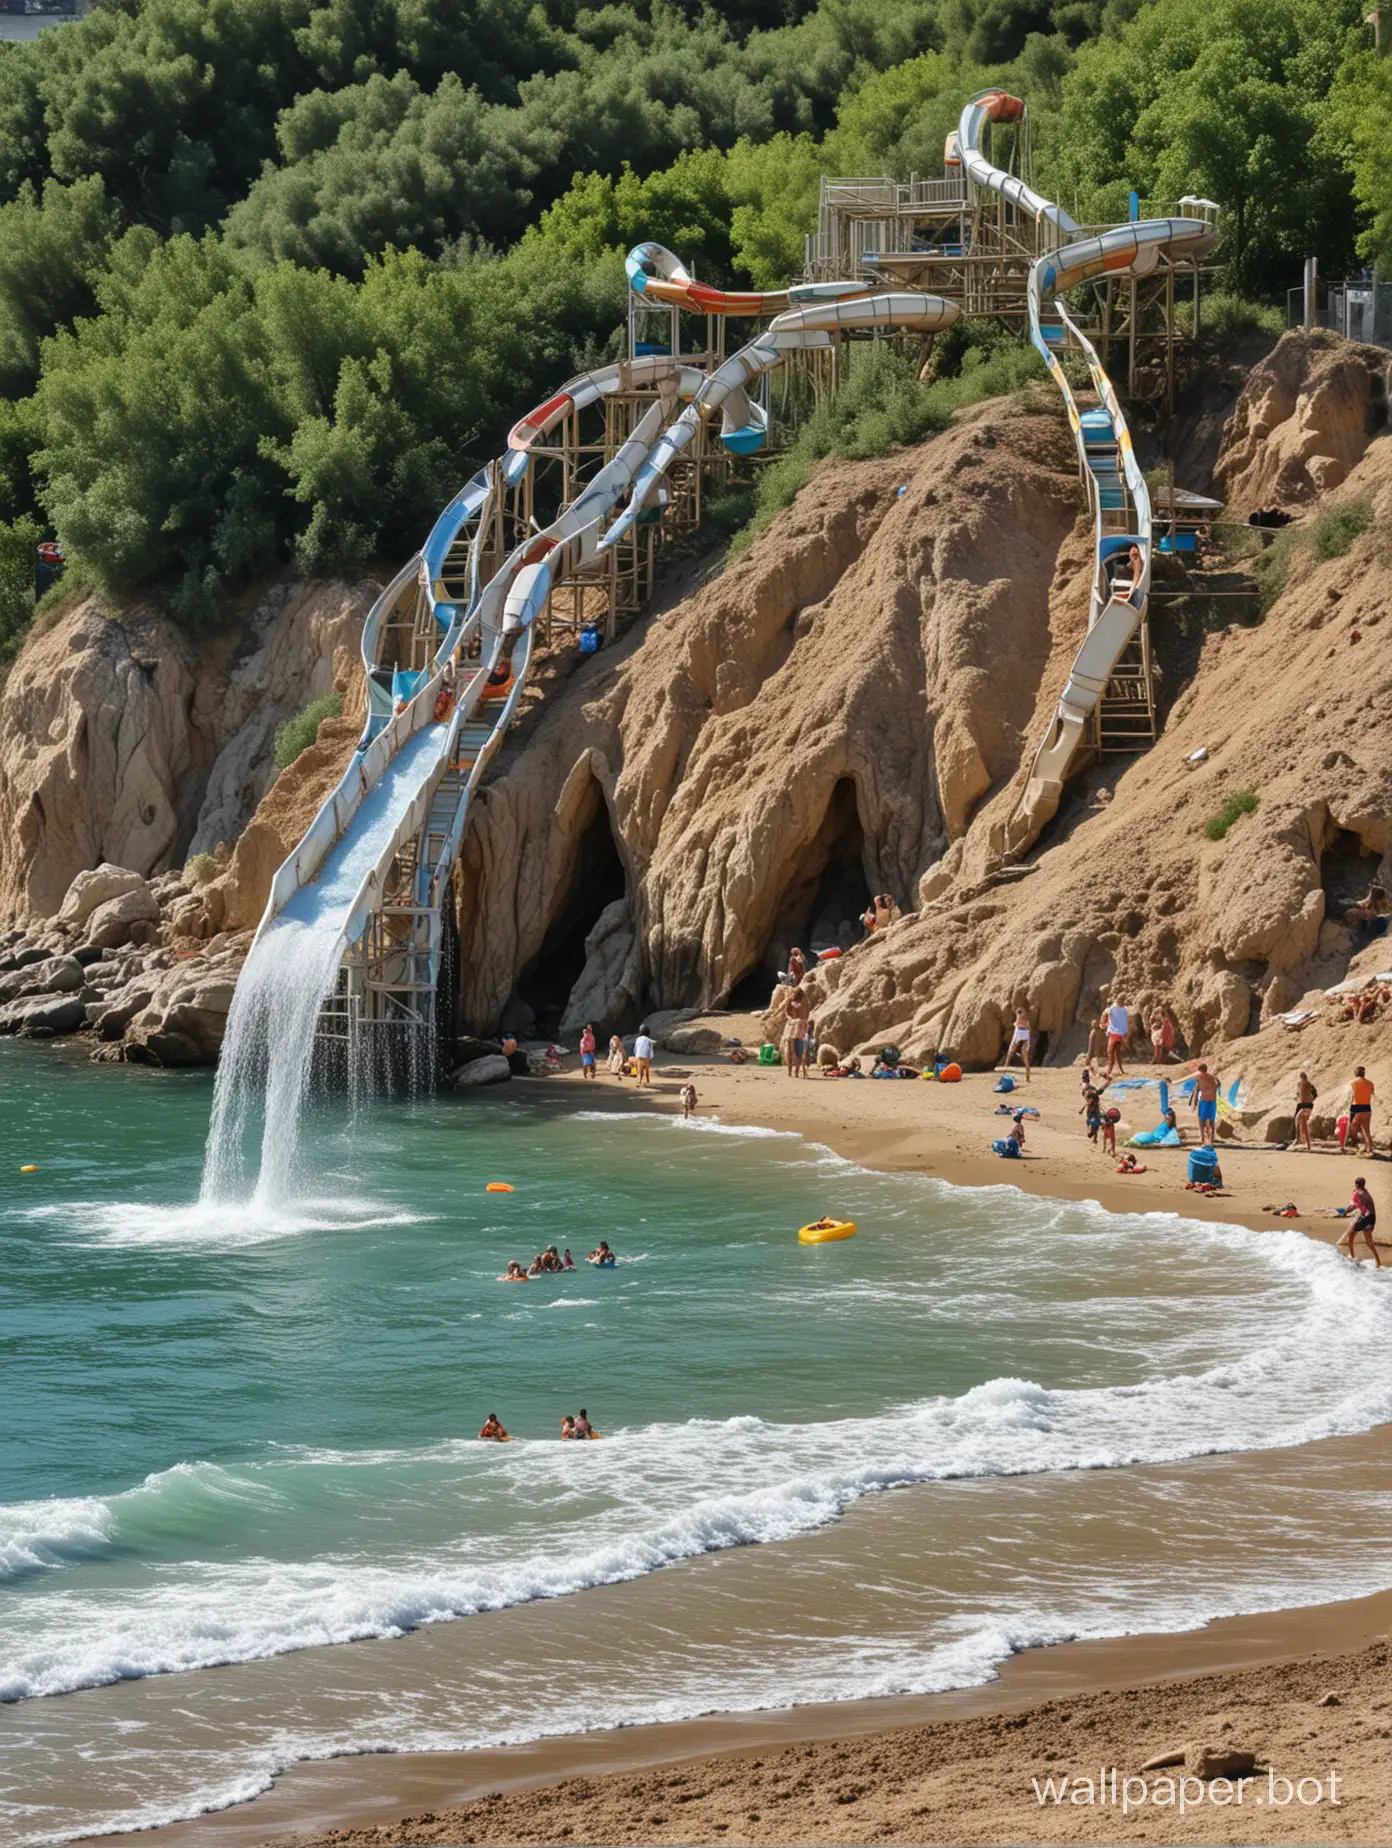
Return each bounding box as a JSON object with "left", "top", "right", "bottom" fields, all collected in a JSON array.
[
  {"left": 0, "top": 512, "right": 42, "bottom": 666},
  {"left": 275, "top": 692, "right": 344, "bottom": 770},
  {"left": 1204, "top": 788, "right": 1259, "bottom": 841}
]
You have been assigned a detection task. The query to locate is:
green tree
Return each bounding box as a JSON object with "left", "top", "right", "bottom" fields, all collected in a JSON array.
[
  {"left": 1049, "top": 0, "right": 1364, "bottom": 294},
  {"left": 0, "top": 176, "right": 121, "bottom": 397},
  {"left": 1330, "top": 50, "right": 1392, "bottom": 274}
]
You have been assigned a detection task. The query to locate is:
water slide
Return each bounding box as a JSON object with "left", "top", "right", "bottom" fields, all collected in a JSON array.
[
  {"left": 206, "top": 254, "right": 956, "bottom": 1192},
  {"left": 956, "top": 91, "right": 1219, "bottom": 858}
]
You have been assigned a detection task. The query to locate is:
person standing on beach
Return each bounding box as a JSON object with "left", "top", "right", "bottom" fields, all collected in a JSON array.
[
  {"left": 783, "top": 985, "right": 810, "bottom": 1078},
  {"left": 1087, "top": 1012, "right": 1108, "bottom": 1068},
  {"left": 1294, "top": 1072, "right": 1317, "bottom": 1151},
  {"left": 579, "top": 1023, "right": 597, "bottom": 1080},
  {"left": 1104, "top": 999, "right": 1130, "bottom": 1078},
  {"left": 607, "top": 1034, "right": 626, "bottom": 1079},
  {"left": 634, "top": 1025, "right": 654, "bottom": 1087},
  {"left": 1348, "top": 1067, "right": 1375, "bottom": 1156},
  {"left": 1339, "top": 1177, "right": 1380, "bottom": 1266},
  {"left": 1002, "top": 1005, "right": 1032, "bottom": 1083},
  {"left": 1192, "top": 1062, "right": 1221, "bottom": 1146},
  {"left": 1081, "top": 1086, "right": 1102, "bottom": 1144}
]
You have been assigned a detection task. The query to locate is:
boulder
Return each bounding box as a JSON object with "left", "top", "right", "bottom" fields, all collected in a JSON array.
[
  {"left": 451, "top": 1054, "right": 511, "bottom": 1089},
  {"left": 121, "top": 965, "right": 239, "bottom": 1063},
  {"left": 1265, "top": 1115, "right": 1296, "bottom": 1144},
  {"left": 1185, "top": 1744, "right": 1257, "bottom": 1781},
  {"left": 1, "top": 946, "right": 48, "bottom": 972},
  {"left": 86, "top": 885, "right": 162, "bottom": 951},
  {"left": 0, "top": 992, "right": 86, "bottom": 1036},
  {"left": 0, "top": 954, "right": 83, "bottom": 1003},
  {"left": 58, "top": 864, "right": 148, "bottom": 929},
  {"left": 558, "top": 899, "right": 643, "bottom": 1043},
  {"left": 663, "top": 1025, "right": 724, "bottom": 1054},
  {"left": 87, "top": 980, "right": 158, "bottom": 1040},
  {"left": 72, "top": 944, "right": 105, "bottom": 967}
]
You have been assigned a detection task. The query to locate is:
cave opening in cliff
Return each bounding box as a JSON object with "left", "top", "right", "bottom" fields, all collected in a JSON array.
[
  {"left": 728, "top": 777, "right": 868, "bottom": 1009},
  {"left": 514, "top": 791, "right": 626, "bottom": 1033},
  {"left": 1321, "top": 825, "right": 1386, "bottom": 951}
]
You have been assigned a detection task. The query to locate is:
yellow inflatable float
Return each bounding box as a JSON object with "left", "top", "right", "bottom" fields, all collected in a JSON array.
[{"left": 798, "top": 1218, "right": 856, "bottom": 1245}]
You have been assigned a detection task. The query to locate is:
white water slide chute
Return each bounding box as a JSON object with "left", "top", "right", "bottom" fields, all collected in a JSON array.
[
  {"left": 957, "top": 90, "right": 1219, "bottom": 859},
  {"left": 204, "top": 256, "right": 956, "bottom": 1192}
]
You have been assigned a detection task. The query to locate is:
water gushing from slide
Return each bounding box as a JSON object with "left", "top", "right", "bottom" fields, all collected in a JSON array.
[{"left": 200, "top": 921, "right": 344, "bottom": 1206}]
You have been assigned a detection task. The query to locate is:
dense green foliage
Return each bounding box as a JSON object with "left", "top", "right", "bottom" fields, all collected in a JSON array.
[
  {"left": 0, "top": 0, "right": 1383, "bottom": 646},
  {"left": 275, "top": 690, "right": 344, "bottom": 768}
]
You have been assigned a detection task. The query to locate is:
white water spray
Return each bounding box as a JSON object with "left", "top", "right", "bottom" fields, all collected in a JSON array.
[{"left": 200, "top": 919, "right": 346, "bottom": 1206}]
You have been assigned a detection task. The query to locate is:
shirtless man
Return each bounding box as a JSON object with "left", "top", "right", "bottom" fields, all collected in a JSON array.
[
  {"left": 574, "top": 1408, "right": 600, "bottom": 1439},
  {"left": 1002, "top": 1005, "right": 1032, "bottom": 1083},
  {"left": 783, "top": 985, "right": 811, "bottom": 1079},
  {"left": 1192, "top": 1062, "right": 1221, "bottom": 1146},
  {"left": 479, "top": 1413, "right": 510, "bottom": 1442},
  {"left": 1339, "top": 1178, "right": 1380, "bottom": 1267}
]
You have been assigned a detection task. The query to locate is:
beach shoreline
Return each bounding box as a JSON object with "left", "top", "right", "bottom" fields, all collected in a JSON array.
[{"left": 85, "top": 1041, "right": 1392, "bottom": 1847}]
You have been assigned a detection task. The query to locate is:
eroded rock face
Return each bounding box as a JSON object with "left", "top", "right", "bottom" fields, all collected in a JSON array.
[
  {"left": 454, "top": 398, "right": 1080, "bottom": 1033},
  {"left": 811, "top": 350, "right": 1392, "bottom": 1099},
  {"left": 58, "top": 864, "right": 148, "bottom": 929},
  {"left": 1215, "top": 331, "right": 1392, "bottom": 512},
  {"left": 0, "top": 578, "right": 374, "bottom": 927}
]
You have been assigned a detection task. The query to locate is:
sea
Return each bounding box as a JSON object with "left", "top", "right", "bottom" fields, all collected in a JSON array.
[{"left": 3, "top": 1037, "right": 1392, "bottom": 1843}]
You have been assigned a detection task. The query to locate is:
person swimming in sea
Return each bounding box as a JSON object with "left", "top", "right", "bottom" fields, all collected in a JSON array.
[
  {"left": 498, "top": 1261, "right": 528, "bottom": 1282},
  {"left": 561, "top": 1248, "right": 575, "bottom": 1270},
  {"left": 574, "top": 1408, "right": 599, "bottom": 1438},
  {"left": 478, "top": 1412, "right": 510, "bottom": 1442},
  {"left": 588, "top": 1241, "right": 616, "bottom": 1267}
]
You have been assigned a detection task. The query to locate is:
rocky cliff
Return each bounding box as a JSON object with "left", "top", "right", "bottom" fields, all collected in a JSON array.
[
  {"left": 0, "top": 575, "right": 371, "bottom": 1061},
  {"left": 3, "top": 331, "right": 1390, "bottom": 1119},
  {"left": 453, "top": 391, "right": 1081, "bottom": 1037}
]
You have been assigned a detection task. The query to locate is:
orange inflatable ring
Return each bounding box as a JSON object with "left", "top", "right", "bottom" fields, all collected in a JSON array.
[
  {"left": 937, "top": 1063, "right": 962, "bottom": 1083},
  {"left": 486, "top": 1182, "right": 515, "bottom": 1193}
]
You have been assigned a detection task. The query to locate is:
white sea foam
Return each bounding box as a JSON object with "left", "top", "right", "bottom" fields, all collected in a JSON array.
[
  {"left": 30, "top": 1195, "right": 428, "bottom": 1249},
  {"left": 4, "top": 1222, "right": 1389, "bottom": 1705},
  {"left": 0, "top": 1498, "right": 112, "bottom": 1585}
]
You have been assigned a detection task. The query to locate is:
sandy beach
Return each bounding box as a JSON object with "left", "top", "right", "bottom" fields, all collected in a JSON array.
[{"left": 110, "top": 1032, "right": 1392, "bottom": 1848}]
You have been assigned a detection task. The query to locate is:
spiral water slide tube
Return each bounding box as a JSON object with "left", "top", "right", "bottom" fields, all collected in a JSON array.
[
  {"left": 957, "top": 92, "right": 1218, "bottom": 858},
  {"left": 237, "top": 255, "right": 957, "bottom": 1048}
]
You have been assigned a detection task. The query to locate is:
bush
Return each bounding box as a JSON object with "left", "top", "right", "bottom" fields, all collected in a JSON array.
[
  {"left": 727, "top": 337, "right": 1046, "bottom": 558},
  {"left": 1310, "top": 496, "right": 1373, "bottom": 560},
  {"left": 1204, "top": 789, "right": 1259, "bottom": 841},
  {"left": 274, "top": 692, "right": 343, "bottom": 770},
  {"left": 184, "top": 852, "right": 220, "bottom": 887},
  {"left": 0, "top": 513, "right": 43, "bottom": 665}
]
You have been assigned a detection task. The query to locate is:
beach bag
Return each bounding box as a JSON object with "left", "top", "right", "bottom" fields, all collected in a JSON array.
[
  {"left": 991, "top": 1138, "right": 1021, "bottom": 1159},
  {"left": 994, "top": 1075, "right": 1015, "bottom": 1093}
]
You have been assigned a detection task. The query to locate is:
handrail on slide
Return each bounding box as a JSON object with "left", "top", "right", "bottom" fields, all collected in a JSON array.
[
  {"left": 242, "top": 256, "right": 958, "bottom": 1037},
  {"left": 956, "top": 90, "right": 1218, "bottom": 859}
]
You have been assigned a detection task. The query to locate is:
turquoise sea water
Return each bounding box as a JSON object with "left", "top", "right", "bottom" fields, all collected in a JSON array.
[{"left": 4, "top": 1039, "right": 1392, "bottom": 1841}]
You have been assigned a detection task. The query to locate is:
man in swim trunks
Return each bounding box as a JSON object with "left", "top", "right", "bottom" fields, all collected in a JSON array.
[
  {"left": 1338, "top": 1177, "right": 1380, "bottom": 1266},
  {"left": 479, "top": 1413, "right": 510, "bottom": 1441},
  {"left": 1348, "top": 1066, "right": 1375, "bottom": 1156},
  {"left": 1104, "top": 999, "right": 1130, "bottom": 1079},
  {"left": 580, "top": 1023, "right": 596, "bottom": 1079},
  {"left": 782, "top": 984, "right": 810, "bottom": 1079},
  {"left": 1192, "top": 1062, "right": 1221, "bottom": 1146},
  {"left": 1002, "top": 1005, "right": 1033, "bottom": 1083},
  {"left": 574, "top": 1408, "right": 599, "bottom": 1438}
]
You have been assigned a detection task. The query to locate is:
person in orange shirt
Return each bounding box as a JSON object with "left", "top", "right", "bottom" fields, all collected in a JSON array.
[{"left": 1349, "top": 1067, "right": 1375, "bottom": 1157}]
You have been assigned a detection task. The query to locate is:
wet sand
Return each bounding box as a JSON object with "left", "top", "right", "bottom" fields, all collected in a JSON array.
[{"left": 89, "top": 1044, "right": 1392, "bottom": 1847}]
